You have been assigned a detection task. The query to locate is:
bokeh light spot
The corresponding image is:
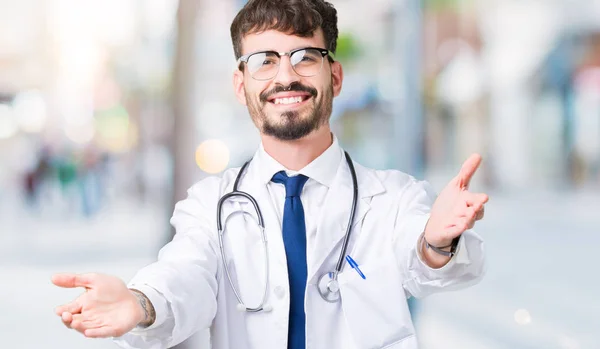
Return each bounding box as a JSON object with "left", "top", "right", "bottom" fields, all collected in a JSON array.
[
  {"left": 0, "top": 104, "right": 18, "bottom": 139},
  {"left": 514, "top": 309, "right": 532, "bottom": 325},
  {"left": 13, "top": 90, "right": 48, "bottom": 133},
  {"left": 195, "top": 139, "right": 230, "bottom": 174},
  {"left": 65, "top": 122, "right": 95, "bottom": 144}
]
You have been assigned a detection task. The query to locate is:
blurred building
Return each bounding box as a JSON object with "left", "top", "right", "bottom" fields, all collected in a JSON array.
[{"left": 0, "top": 0, "right": 177, "bottom": 216}]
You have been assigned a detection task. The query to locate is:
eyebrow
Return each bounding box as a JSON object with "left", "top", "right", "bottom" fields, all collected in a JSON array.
[{"left": 246, "top": 46, "right": 316, "bottom": 55}]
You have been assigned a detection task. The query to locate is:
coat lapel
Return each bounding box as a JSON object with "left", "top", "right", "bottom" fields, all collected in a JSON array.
[{"left": 307, "top": 160, "right": 385, "bottom": 283}]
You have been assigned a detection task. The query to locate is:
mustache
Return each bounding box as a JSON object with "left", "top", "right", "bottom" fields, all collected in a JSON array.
[{"left": 260, "top": 82, "right": 318, "bottom": 103}]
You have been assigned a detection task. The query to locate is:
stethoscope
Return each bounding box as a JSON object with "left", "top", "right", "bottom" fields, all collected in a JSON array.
[{"left": 216, "top": 151, "right": 358, "bottom": 312}]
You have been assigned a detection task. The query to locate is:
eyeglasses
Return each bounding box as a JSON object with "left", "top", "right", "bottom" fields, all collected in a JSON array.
[{"left": 237, "top": 47, "right": 334, "bottom": 81}]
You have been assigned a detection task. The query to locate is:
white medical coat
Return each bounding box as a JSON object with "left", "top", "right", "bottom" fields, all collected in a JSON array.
[{"left": 114, "top": 147, "right": 486, "bottom": 349}]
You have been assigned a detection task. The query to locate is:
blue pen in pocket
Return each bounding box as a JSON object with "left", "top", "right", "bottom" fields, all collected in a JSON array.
[{"left": 345, "top": 255, "right": 366, "bottom": 279}]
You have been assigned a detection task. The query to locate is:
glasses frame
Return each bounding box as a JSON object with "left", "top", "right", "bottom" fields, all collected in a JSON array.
[{"left": 237, "top": 46, "right": 335, "bottom": 81}]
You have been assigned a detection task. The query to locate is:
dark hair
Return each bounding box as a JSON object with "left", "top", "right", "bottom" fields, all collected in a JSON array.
[{"left": 230, "top": 0, "right": 338, "bottom": 60}]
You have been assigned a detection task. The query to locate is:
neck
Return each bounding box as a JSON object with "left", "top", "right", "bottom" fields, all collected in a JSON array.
[{"left": 261, "top": 126, "right": 333, "bottom": 171}]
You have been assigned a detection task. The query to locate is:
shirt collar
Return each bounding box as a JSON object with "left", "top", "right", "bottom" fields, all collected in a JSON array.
[{"left": 254, "top": 134, "right": 343, "bottom": 188}]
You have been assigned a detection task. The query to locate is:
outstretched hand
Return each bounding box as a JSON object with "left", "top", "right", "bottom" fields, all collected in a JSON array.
[
  {"left": 52, "top": 273, "right": 144, "bottom": 338},
  {"left": 424, "top": 153, "right": 488, "bottom": 248}
]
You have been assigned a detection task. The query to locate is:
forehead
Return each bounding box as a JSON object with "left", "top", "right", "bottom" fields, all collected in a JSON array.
[{"left": 241, "top": 29, "right": 326, "bottom": 55}]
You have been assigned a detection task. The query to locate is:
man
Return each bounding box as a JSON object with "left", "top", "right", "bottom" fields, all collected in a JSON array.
[{"left": 52, "top": 0, "right": 488, "bottom": 348}]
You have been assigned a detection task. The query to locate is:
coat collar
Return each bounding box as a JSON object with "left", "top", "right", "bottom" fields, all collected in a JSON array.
[{"left": 253, "top": 134, "right": 342, "bottom": 188}]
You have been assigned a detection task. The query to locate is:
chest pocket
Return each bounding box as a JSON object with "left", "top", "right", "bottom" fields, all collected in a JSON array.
[{"left": 338, "top": 259, "right": 415, "bottom": 349}]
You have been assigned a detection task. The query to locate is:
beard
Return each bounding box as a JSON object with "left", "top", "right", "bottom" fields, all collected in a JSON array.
[{"left": 245, "top": 81, "right": 333, "bottom": 141}]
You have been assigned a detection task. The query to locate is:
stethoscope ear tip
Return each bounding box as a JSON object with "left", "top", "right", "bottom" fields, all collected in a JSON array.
[
  {"left": 262, "top": 304, "right": 273, "bottom": 312},
  {"left": 236, "top": 304, "right": 246, "bottom": 312}
]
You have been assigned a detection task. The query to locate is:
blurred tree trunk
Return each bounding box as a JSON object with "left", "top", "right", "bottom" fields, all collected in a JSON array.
[
  {"left": 393, "top": 0, "right": 424, "bottom": 177},
  {"left": 169, "top": 0, "right": 203, "bottom": 345},
  {"left": 170, "top": 0, "right": 201, "bottom": 228}
]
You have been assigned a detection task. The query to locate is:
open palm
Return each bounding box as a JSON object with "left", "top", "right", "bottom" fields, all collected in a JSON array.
[
  {"left": 424, "top": 153, "right": 489, "bottom": 247},
  {"left": 52, "top": 273, "right": 143, "bottom": 338}
]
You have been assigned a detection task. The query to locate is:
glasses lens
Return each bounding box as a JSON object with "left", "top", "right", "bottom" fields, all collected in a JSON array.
[
  {"left": 246, "top": 52, "right": 279, "bottom": 80},
  {"left": 290, "top": 49, "right": 324, "bottom": 77}
]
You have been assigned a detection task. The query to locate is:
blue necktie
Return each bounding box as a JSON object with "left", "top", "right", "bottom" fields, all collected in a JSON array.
[{"left": 271, "top": 171, "right": 309, "bottom": 349}]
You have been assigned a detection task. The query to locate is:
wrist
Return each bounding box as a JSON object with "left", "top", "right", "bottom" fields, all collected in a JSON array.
[
  {"left": 129, "top": 289, "right": 156, "bottom": 328},
  {"left": 420, "top": 234, "right": 452, "bottom": 268},
  {"left": 424, "top": 236, "right": 454, "bottom": 249},
  {"left": 423, "top": 226, "right": 453, "bottom": 249},
  {"left": 422, "top": 234, "right": 460, "bottom": 258},
  {"left": 423, "top": 219, "right": 446, "bottom": 246}
]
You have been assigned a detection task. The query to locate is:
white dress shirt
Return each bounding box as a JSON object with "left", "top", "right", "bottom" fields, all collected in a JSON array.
[{"left": 256, "top": 135, "right": 343, "bottom": 270}]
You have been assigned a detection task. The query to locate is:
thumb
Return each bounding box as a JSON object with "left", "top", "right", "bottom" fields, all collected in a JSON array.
[
  {"left": 52, "top": 273, "right": 95, "bottom": 289},
  {"left": 457, "top": 153, "right": 482, "bottom": 189}
]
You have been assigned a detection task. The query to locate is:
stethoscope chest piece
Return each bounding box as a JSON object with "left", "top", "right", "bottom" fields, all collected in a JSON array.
[{"left": 317, "top": 272, "right": 341, "bottom": 303}]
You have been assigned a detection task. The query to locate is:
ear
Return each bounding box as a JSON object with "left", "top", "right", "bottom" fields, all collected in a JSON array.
[
  {"left": 331, "top": 61, "right": 344, "bottom": 97},
  {"left": 233, "top": 69, "right": 247, "bottom": 105}
]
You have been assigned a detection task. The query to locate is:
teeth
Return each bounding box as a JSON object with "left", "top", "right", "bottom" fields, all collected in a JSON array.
[{"left": 274, "top": 96, "right": 303, "bottom": 105}]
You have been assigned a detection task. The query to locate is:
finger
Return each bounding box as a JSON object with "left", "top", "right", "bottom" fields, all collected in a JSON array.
[
  {"left": 454, "top": 200, "right": 481, "bottom": 220},
  {"left": 458, "top": 214, "right": 476, "bottom": 229},
  {"left": 475, "top": 206, "right": 485, "bottom": 220},
  {"left": 83, "top": 326, "right": 119, "bottom": 338},
  {"left": 449, "top": 216, "right": 473, "bottom": 236},
  {"left": 85, "top": 326, "right": 117, "bottom": 338},
  {"left": 70, "top": 313, "right": 88, "bottom": 333},
  {"left": 52, "top": 273, "right": 95, "bottom": 289},
  {"left": 456, "top": 205, "right": 477, "bottom": 219},
  {"left": 457, "top": 153, "right": 482, "bottom": 189},
  {"left": 467, "top": 217, "right": 476, "bottom": 229},
  {"left": 61, "top": 312, "right": 73, "bottom": 329},
  {"left": 56, "top": 300, "right": 82, "bottom": 316},
  {"left": 464, "top": 192, "right": 489, "bottom": 207}
]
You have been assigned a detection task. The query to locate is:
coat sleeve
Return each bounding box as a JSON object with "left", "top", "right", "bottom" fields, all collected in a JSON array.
[
  {"left": 113, "top": 178, "right": 221, "bottom": 349},
  {"left": 392, "top": 177, "right": 486, "bottom": 299}
]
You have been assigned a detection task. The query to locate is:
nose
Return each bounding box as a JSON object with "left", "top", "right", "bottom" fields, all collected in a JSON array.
[{"left": 272, "top": 55, "right": 299, "bottom": 87}]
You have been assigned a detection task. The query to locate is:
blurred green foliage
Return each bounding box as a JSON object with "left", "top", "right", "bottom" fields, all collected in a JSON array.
[
  {"left": 335, "top": 32, "right": 361, "bottom": 63},
  {"left": 423, "top": 0, "right": 471, "bottom": 11}
]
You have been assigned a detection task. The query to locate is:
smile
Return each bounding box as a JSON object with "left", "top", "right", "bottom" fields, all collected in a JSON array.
[
  {"left": 274, "top": 96, "right": 305, "bottom": 105},
  {"left": 267, "top": 92, "right": 312, "bottom": 107}
]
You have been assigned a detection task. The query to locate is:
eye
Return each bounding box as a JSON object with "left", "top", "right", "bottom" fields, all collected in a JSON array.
[
  {"left": 261, "top": 56, "right": 278, "bottom": 66},
  {"left": 292, "top": 50, "right": 321, "bottom": 64}
]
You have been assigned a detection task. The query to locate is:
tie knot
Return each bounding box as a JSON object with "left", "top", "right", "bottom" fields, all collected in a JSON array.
[{"left": 271, "top": 171, "right": 309, "bottom": 197}]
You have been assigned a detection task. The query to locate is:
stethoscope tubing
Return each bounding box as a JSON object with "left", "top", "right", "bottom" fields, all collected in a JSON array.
[
  {"left": 217, "top": 151, "right": 357, "bottom": 310},
  {"left": 331, "top": 151, "right": 358, "bottom": 281}
]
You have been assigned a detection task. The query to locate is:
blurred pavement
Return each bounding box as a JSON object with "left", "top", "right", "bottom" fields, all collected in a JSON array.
[
  {"left": 417, "top": 189, "right": 600, "bottom": 349},
  {"left": 0, "top": 190, "right": 167, "bottom": 349}
]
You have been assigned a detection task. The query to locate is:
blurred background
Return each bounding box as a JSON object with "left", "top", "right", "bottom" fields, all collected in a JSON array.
[{"left": 1, "top": 0, "right": 598, "bottom": 348}]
